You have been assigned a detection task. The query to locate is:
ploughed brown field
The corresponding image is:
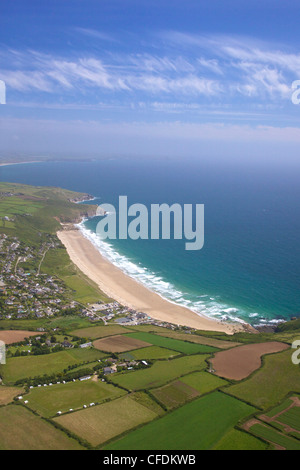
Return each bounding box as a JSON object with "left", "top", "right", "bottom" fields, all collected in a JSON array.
[
  {"left": 211, "top": 341, "right": 289, "bottom": 380},
  {"left": 93, "top": 335, "right": 152, "bottom": 353},
  {"left": 0, "top": 330, "right": 39, "bottom": 345}
]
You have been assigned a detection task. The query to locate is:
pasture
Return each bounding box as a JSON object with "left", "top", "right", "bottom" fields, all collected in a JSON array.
[
  {"left": 124, "top": 346, "right": 179, "bottom": 360},
  {"left": 180, "top": 371, "right": 228, "bottom": 394},
  {"left": 152, "top": 380, "right": 199, "bottom": 410},
  {"left": 248, "top": 422, "right": 300, "bottom": 450},
  {"left": 54, "top": 395, "right": 158, "bottom": 447},
  {"left": 0, "top": 315, "right": 96, "bottom": 332},
  {"left": 212, "top": 428, "right": 268, "bottom": 450},
  {"left": 0, "top": 348, "right": 105, "bottom": 383},
  {"left": 110, "top": 354, "right": 209, "bottom": 391},
  {"left": 71, "top": 324, "right": 134, "bottom": 339},
  {"left": 125, "top": 332, "right": 218, "bottom": 354},
  {"left": 152, "top": 372, "right": 227, "bottom": 409},
  {"left": 24, "top": 379, "right": 126, "bottom": 417},
  {"left": 227, "top": 349, "right": 300, "bottom": 409},
  {"left": 104, "top": 391, "right": 256, "bottom": 450},
  {"left": 156, "top": 331, "right": 241, "bottom": 349},
  {"left": 0, "top": 405, "right": 83, "bottom": 450}
]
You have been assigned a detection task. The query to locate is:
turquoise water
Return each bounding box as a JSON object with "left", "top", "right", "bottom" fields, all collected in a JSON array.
[{"left": 1, "top": 158, "right": 299, "bottom": 326}]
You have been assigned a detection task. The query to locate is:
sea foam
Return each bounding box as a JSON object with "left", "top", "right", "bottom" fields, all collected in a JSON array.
[{"left": 77, "top": 222, "right": 257, "bottom": 325}]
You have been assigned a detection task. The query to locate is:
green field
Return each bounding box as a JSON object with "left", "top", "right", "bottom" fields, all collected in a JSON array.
[
  {"left": 156, "top": 331, "right": 241, "bottom": 349},
  {"left": 127, "top": 325, "right": 178, "bottom": 334},
  {"left": 152, "top": 372, "right": 228, "bottom": 410},
  {"left": 152, "top": 381, "right": 199, "bottom": 410},
  {"left": 278, "top": 406, "right": 300, "bottom": 432},
  {"left": 130, "top": 391, "right": 165, "bottom": 416},
  {"left": 125, "top": 332, "right": 218, "bottom": 354},
  {"left": 0, "top": 316, "right": 97, "bottom": 332},
  {"left": 180, "top": 371, "right": 228, "bottom": 394},
  {"left": 265, "top": 398, "right": 293, "bottom": 418},
  {"left": 70, "top": 324, "right": 134, "bottom": 339},
  {"left": 1, "top": 348, "right": 106, "bottom": 383},
  {"left": 212, "top": 428, "right": 268, "bottom": 450},
  {"left": 227, "top": 350, "right": 300, "bottom": 409},
  {"left": 42, "top": 247, "right": 110, "bottom": 304},
  {"left": 126, "top": 346, "right": 180, "bottom": 360},
  {"left": 54, "top": 395, "right": 158, "bottom": 447},
  {"left": 0, "top": 405, "right": 83, "bottom": 450},
  {"left": 104, "top": 391, "right": 256, "bottom": 450},
  {"left": 249, "top": 423, "right": 300, "bottom": 450},
  {"left": 110, "top": 354, "right": 209, "bottom": 391},
  {"left": 0, "top": 197, "right": 43, "bottom": 217},
  {"left": 24, "top": 379, "right": 126, "bottom": 417}
]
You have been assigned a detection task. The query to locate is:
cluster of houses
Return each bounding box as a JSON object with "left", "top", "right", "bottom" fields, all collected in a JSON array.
[
  {"left": 0, "top": 234, "right": 81, "bottom": 320},
  {"left": 0, "top": 235, "right": 187, "bottom": 332}
]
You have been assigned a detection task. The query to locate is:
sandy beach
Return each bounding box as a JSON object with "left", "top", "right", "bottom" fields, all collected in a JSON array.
[{"left": 57, "top": 228, "right": 250, "bottom": 334}]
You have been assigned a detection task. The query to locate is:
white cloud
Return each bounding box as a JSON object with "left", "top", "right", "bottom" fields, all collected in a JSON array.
[{"left": 0, "top": 32, "right": 298, "bottom": 108}]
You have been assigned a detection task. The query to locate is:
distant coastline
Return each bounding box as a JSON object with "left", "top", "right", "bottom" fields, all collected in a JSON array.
[{"left": 0, "top": 160, "right": 43, "bottom": 167}]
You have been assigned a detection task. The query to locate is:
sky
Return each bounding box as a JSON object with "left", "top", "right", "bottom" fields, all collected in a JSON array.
[{"left": 1, "top": 0, "right": 300, "bottom": 163}]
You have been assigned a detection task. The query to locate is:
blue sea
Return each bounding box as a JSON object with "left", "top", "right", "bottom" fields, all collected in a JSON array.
[{"left": 1, "top": 158, "right": 300, "bottom": 327}]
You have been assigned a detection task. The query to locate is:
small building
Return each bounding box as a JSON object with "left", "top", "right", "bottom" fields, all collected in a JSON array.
[
  {"left": 79, "top": 375, "right": 91, "bottom": 381},
  {"left": 103, "top": 367, "right": 115, "bottom": 375},
  {"left": 115, "top": 317, "right": 132, "bottom": 325},
  {"left": 61, "top": 341, "right": 73, "bottom": 348}
]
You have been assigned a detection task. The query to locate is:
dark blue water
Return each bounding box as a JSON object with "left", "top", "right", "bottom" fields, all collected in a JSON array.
[{"left": 1, "top": 158, "right": 299, "bottom": 325}]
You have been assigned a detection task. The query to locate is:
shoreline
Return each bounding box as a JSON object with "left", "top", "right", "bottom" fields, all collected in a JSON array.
[{"left": 57, "top": 227, "right": 253, "bottom": 335}]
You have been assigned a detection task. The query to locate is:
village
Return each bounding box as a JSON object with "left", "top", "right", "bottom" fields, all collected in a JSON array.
[{"left": 0, "top": 232, "right": 182, "bottom": 328}]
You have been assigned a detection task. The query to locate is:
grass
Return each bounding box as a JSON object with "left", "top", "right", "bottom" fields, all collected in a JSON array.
[
  {"left": 110, "top": 354, "right": 209, "bottom": 391},
  {"left": 54, "top": 395, "right": 158, "bottom": 447},
  {"left": 130, "top": 391, "right": 165, "bottom": 416},
  {"left": 0, "top": 315, "right": 96, "bottom": 332},
  {"left": 70, "top": 324, "right": 134, "bottom": 339},
  {"left": 278, "top": 406, "right": 300, "bottom": 432},
  {"left": 24, "top": 379, "right": 126, "bottom": 418},
  {"left": 0, "top": 405, "right": 83, "bottom": 450},
  {"left": 128, "top": 346, "right": 180, "bottom": 360},
  {"left": 104, "top": 391, "right": 256, "bottom": 450},
  {"left": 249, "top": 423, "right": 300, "bottom": 450},
  {"left": 227, "top": 349, "right": 300, "bottom": 410},
  {"left": 152, "top": 381, "right": 199, "bottom": 410},
  {"left": 156, "top": 331, "right": 241, "bottom": 349},
  {"left": 0, "top": 348, "right": 105, "bottom": 383},
  {"left": 180, "top": 371, "right": 228, "bottom": 394},
  {"left": 212, "top": 428, "right": 268, "bottom": 450},
  {"left": 42, "top": 247, "right": 109, "bottom": 304},
  {"left": 265, "top": 398, "right": 293, "bottom": 418},
  {"left": 152, "top": 372, "right": 227, "bottom": 410},
  {"left": 125, "top": 332, "right": 219, "bottom": 355}
]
